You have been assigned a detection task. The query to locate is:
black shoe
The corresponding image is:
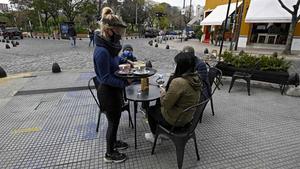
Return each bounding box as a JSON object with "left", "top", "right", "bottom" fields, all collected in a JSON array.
[
  {"left": 104, "top": 151, "right": 127, "bottom": 163},
  {"left": 114, "top": 140, "right": 129, "bottom": 150}
]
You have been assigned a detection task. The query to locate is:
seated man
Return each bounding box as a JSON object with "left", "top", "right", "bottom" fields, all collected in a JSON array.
[
  {"left": 145, "top": 52, "right": 202, "bottom": 143},
  {"left": 119, "top": 44, "right": 137, "bottom": 65},
  {"left": 182, "top": 46, "right": 210, "bottom": 100}
]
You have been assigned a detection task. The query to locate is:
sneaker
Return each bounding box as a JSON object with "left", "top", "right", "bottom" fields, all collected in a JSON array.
[
  {"left": 159, "top": 134, "right": 169, "bottom": 140},
  {"left": 104, "top": 151, "right": 127, "bottom": 163},
  {"left": 114, "top": 140, "right": 129, "bottom": 150},
  {"left": 145, "top": 133, "right": 161, "bottom": 144}
]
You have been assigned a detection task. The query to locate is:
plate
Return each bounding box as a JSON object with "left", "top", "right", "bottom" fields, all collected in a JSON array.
[
  {"left": 118, "top": 70, "right": 130, "bottom": 75},
  {"left": 133, "top": 70, "right": 150, "bottom": 75}
]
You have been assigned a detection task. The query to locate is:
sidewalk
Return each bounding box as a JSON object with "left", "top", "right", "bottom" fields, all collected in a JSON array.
[{"left": 0, "top": 70, "right": 299, "bottom": 168}]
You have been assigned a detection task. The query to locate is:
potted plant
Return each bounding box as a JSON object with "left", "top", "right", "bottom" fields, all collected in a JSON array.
[{"left": 216, "top": 51, "right": 298, "bottom": 93}]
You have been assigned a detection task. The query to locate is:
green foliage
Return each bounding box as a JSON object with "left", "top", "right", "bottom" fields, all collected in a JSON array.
[
  {"left": 221, "top": 51, "right": 291, "bottom": 72},
  {"left": 194, "top": 25, "right": 203, "bottom": 41}
]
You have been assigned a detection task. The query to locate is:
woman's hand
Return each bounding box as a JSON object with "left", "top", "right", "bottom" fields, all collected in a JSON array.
[{"left": 160, "top": 86, "right": 166, "bottom": 96}]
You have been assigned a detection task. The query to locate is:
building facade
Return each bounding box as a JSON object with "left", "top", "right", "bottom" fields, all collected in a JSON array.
[
  {"left": 0, "top": 3, "right": 9, "bottom": 12},
  {"left": 201, "top": 0, "right": 300, "bottom": 51}
]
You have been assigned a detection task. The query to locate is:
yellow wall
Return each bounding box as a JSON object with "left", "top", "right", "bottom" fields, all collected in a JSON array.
[
  {"left": 295, "top": 24, "right": 300, "bottom": 36},
  {"left": 204, "top": 0, "right": 300, "bottom": 37}
]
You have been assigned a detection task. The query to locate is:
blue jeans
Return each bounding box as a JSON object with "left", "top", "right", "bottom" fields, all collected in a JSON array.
[{"left": 69, "top": 36, "right": 76, "bottom": 47}]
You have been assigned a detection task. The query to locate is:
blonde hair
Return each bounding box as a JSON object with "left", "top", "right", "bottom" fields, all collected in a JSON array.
[{"left": 100, "top": 7, "right": 126, "bottom": 37}]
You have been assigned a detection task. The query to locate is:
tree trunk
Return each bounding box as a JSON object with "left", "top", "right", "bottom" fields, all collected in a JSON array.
[{"left": 283, "top": 16, "right": 297, "bottom": 55}]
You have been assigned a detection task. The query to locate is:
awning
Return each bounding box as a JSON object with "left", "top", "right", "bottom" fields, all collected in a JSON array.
[
  {"left": 245, "top": 0, "right": 300, "bottom": 23},
  {"left": 200, "top": 2, "right": 242, "bottom": 26}
]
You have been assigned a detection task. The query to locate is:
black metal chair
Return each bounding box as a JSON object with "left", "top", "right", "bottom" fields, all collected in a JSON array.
[
  {"left": 228, "top": 61, "right": 260, "bottom": 96},
  {"left": 88, "top": 76, "right": 133, "bottom": 132},
  {"left": 151, "top": 99, "right": 210, "bottom": 169},
  {"left": 206, "top": 67, "right": 222, "bottom": 118}
]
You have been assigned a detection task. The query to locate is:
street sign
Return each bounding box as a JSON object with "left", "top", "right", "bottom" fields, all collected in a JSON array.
[{"left": 181, "top": 9, "right": 186, "bottom": 15}]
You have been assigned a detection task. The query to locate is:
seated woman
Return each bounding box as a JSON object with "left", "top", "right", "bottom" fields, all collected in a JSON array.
[
  {"left": 119, "top": 44, "right": 137, "bottom": 65},
  {"left": 145, "top": 52, "right": 203, "bottom": 143}
]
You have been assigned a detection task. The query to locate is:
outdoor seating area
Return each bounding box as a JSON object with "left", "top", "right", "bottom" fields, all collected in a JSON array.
[{"left": 0, "top": 71, "right": 299, "bottom": 168}]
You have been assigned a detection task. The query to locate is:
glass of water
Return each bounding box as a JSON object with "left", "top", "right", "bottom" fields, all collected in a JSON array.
[{"left": 156, "top": 74, "right": 165, "bottom": 87}]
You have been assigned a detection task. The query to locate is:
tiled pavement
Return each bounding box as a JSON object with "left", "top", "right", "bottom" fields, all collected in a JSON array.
[{"left": 0, "top": 71, "right": 299, "bottom": 169}]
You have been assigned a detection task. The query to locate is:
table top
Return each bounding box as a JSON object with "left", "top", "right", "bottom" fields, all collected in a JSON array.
[
  {"left": 125, "top": 84, "right": 161, "bottom": 102},
  {"left": 115, "top": 68, "right": 157, "bottom": 79}
]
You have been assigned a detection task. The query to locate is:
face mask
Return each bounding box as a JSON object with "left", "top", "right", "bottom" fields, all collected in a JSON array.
[
  {"left": 123, "top": 50, "right": 132, "bottom": 57},
  {"left": 111, "top": 30, "right": 122, "bottom": 43}
]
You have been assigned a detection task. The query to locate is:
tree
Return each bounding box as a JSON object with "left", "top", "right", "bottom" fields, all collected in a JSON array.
[
  {"left": 60, "top": 0, "right": 86, "bottom": 22},
  {"left": 78, "top": 0, "right": 98, "bottom": 26},
  {"left": 278, "top": 0, "right": 300, "bottom": 54}
]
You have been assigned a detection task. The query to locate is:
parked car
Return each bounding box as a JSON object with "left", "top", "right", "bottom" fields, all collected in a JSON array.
[
  {"left": 144, "top": 29, "right": 158, "bottom": 38},
  {"left": 3, "top": 27, "right": 23, "bottom": 40},
  {"left": 166, "top": 31, "right": 177, "bottom": 35}
]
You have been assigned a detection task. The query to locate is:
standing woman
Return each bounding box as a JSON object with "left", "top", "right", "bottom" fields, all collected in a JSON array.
[{"left": 93, "top": 7, "right": 129, "bottom": 163}]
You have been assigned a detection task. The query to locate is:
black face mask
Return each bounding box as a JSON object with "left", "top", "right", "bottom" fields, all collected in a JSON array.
[{"left": 111, "top": 30, "right": 122, "bottom": 43}]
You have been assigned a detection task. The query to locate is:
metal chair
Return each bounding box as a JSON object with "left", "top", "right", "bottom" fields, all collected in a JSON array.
[
  {"left": 228, "top": 61, "right": 260, "bottom": 96},
  {"left": 88, "top": 76, "right": 133, "bottom": 132},
  {"left": 151, "top": 99, "right": 210, "bottom": 169},
  {"left": 206, "top": 67, "right": 222, "bottom": 118}
]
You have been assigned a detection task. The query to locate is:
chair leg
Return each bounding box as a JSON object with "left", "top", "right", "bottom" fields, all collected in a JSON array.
[
  {"left": 151, "top": 133, "right": 159, "bottom": 155},
  {"left": 246, "top": 79, "right": 251, "bottom": 96},
  {"left": 96, "top": 110, "right": 101, "bottom": 132},
  {"left": 192, "top": 133, "right": 200, "bottom": 161},
  {"left": 228, "top": 77, "right": 236, "bottom": 93},
  {"left": 173, "top": 138, "right": 188, "bottom": 169},
  {"left": 210, "top": 97, "right": 215, "bottom": 116}
]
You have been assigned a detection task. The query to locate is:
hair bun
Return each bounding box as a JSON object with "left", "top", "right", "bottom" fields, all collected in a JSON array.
[{"left": 102, "top": 7, "right": 113, "bottom": 18}]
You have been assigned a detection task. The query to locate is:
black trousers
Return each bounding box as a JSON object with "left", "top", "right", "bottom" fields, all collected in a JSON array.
[
  {"left": 97, "top": 84, "right": 122, "bottom": 154},
  {"left": 147, "top": 101, "right": 172, "bottom": 134}
]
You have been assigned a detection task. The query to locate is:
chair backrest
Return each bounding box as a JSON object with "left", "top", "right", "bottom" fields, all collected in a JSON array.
[
  {"left": 208, "top": 67, "right": 222, "bottom": 94},
  {"left": 188, "top": 99, "right": 209, "bottom": 133},
  {"left": 88, "top": 76, "right": 101, "bottom": 109},
  {"left": 172, "top": 99, "right": 209, "bottom": 134}
]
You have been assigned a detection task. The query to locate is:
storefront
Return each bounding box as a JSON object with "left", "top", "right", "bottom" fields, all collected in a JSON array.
[
  {"left": 243, "top": 0, "right": 300, "bottom": 50},
  {"left": 201, "top": 0, "right": 300, "bottom": 51},
  {"left": 201, "top": 2, "right": 242, "bottom": 43}
]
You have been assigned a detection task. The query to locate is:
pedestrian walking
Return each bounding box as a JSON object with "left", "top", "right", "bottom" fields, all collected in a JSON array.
[
  {"left": 88, "top": 27, "right": 95, "bottom": 47},
  {"left": 68, "top": 24, "right": 77, "bottom": 47},
  {"left": 93, "top": 7, "right": 129, "bottom": 163}
]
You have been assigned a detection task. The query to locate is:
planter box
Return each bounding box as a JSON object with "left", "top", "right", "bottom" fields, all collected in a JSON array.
[{"left": 216, "top": 62, "right": 290, "bottom": 85}]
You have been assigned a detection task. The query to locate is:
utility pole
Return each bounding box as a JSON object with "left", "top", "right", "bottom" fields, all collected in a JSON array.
[
  {"left": 234, "top": 0, "right": 245, "bottom": 50},
  {"left": 189, "top": 0, "right": 192, "bottom": 22},
  {"left": 230, "top": 0, "right": 239, "bottom": 51},
  {"left": 135, "top": 2, "right": 138, "bottom": 25},
  {"left": 219, "top": 0, "right": 232, "bottom": 58},
  {"left": 98, "top": 0, "right": 102, "bottom": 16}
]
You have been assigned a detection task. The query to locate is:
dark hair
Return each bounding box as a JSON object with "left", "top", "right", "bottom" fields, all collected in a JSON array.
[{"left": 166, "top": 52, "right": 196, "bottom": 91}]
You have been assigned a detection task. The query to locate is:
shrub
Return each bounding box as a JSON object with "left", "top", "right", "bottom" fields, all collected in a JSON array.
[{"left": 221, "top": 51, "right": 291, "bottom": 72}]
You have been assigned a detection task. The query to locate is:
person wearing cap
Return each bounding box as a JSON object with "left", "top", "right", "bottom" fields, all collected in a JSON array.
[
  {"left": 182, "top": 46, "right": 210, "bottom": 100},
  {"left": 119, "top": 44, "right": 137, "bottom": 65},
  {"left": 93, "top": 7, "right": 129, "bottom": 163}
]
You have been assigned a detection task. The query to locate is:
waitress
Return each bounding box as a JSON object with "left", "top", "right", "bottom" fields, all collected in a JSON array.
[{"left": 93, "top": 7, "right": 129, "bottom": 163}]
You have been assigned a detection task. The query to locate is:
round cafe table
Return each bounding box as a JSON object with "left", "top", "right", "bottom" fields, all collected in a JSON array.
[
  {"left": 125, "top": 84, "right": 161, "bottom": 149},
  {"left": 116, "top": 68, "right": 159, "bottom": 149}
]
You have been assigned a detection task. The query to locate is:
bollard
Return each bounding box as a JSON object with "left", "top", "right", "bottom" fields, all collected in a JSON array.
[
  {"left": 166, "top": 45, "right": 169, "bottom": 49},
  {"left": 0, "top": 66, "right": 7, "bottom": 78},
  {"left": 52, "top": 62, "right": 61, "bottom": 73},
  {"left": 155, "top": 43, "right": 158, "bottom": 47},
  {"left": 5, "top": 44, "right": 10, "bottom": 49},
  {"left": 204, "top": 48, "right": 209, "bottom": 54},
  {"left": 12, "top": 42, "right": 17, "bottom": 47},
  {"left": 16, "top": 41, "right": 19, "bottom": 46}
]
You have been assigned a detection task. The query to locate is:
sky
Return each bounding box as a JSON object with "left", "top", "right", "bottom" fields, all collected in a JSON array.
[
  {"left": 0, "top": 0, "right": 9, "bottom": 4},
  {"left": 0, "top": 0, "right": 206, "bottom": 7},
  {"left": 153, "top": 0, "right": 205, "bottom": 8}
]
